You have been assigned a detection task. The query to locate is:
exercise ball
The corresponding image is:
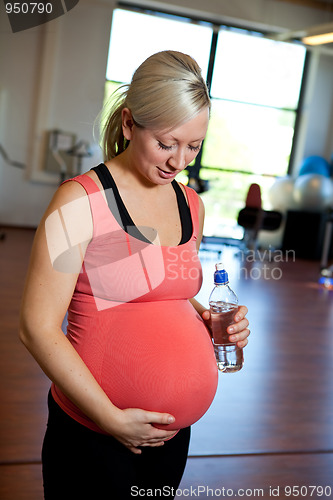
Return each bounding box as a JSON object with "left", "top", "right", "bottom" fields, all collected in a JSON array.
[
  {"left": 298, "top": 156, "right": 330, "bottom": 178},
  {"left": 268, "top": 176, "right": 296, "bottom": 211},
  {"left": 293, "top": 174, "right": 333, "bottom": 210}
]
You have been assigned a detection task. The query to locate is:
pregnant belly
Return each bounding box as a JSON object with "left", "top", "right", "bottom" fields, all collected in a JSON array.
[{"left": 100, "top": 300, "right": 218, "bottom": 430}]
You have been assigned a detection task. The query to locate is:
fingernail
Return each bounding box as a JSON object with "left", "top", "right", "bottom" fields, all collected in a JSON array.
[
  {"left": 228, "top": 327, "right": 235, "bottom": 333},
  {"left": 168, "top": 416, "right": 175, "bottom": 423}
]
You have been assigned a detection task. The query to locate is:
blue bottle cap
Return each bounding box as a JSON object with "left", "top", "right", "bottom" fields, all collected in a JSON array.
[{"left": 214, "top": 262, "right": 229, "bottom": 284}]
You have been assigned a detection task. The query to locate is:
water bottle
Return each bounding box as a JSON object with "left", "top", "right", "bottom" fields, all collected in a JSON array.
[{"left": 209, "top": 263, "right": 244, "bottom": 373}]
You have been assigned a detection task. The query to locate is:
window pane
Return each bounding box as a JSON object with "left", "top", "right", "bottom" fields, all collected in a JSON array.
[
  {"left": 104, "top": 80, "right": 122, "bottom": 101},
  {"left": 200, "top": 169, "right": 276, "bottom": 238},
  {"left": 106, "top": 9, "right": 212, "bottom": 83},
  {"left": 202, "top": 99, "right": 297, "bottom": 176},
  {"left": 211, "top": 29, "right": 306, "bottom": 109}
]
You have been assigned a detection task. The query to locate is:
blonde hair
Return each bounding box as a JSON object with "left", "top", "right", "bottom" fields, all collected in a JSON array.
[{"left": 101, "top": 50, "right": 211, "bottom": 160}]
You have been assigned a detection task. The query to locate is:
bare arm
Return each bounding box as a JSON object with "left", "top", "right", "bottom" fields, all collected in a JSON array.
[{"left": 19, "top": 180, "right": 176, "bottom": 453}]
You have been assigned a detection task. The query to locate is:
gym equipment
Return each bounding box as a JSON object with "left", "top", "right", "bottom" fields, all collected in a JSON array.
[{"left": 293, "top": 174, "right": 333, "bottom": 211}]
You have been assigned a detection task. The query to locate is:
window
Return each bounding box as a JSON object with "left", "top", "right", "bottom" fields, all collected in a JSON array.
[
  {"left": 105, "top": 7, "right": 307, "bottom": 238},
  {"left": 106, "top": 9, "right": 212, "bottom": 84}
]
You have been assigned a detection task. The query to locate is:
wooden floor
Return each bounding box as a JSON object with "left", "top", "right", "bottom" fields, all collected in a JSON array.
[{"left": 0, "top": 228, "right": 332, "bottom": 499}]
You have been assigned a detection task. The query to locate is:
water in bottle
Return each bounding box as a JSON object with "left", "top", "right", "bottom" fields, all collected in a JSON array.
[{"left": 209, "top": 263, "right": 244, "bottom": 373}]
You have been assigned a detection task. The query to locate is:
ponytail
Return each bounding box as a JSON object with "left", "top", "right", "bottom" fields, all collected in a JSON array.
[{"left": 100, "top": 85, "right": 128, "bottom": 160}]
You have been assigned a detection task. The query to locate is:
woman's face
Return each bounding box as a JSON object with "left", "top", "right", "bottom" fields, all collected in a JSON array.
[{"left": 122, "top": 107, "right": 210, "bottom": 186}]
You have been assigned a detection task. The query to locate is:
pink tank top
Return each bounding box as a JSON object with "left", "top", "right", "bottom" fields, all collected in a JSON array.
[{"left": 51, "top": 174, "right": 218, "bottom": 431}]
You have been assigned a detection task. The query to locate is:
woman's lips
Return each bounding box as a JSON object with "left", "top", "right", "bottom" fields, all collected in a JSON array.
[{"left": 157, "top": 167, "right": 177, "bottom": 179}]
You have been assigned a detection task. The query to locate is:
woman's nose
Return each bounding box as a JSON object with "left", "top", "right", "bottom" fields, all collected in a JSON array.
[{"left": 168, "top": 148, "right": 186, "bottom": 170}]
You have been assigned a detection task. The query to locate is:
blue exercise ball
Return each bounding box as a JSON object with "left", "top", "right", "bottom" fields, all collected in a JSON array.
[{"left": 298, "top": 156, "right": 330, "bottom": 178}]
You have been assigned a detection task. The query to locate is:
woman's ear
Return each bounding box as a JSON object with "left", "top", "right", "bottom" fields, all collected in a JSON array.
[{"left": 122, "top": 108, "right": 134, "bottom": 141}]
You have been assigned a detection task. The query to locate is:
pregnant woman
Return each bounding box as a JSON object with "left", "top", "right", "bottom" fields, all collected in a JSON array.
[{"left": 19, "top": 51, "right": 250, "bottom": 499}]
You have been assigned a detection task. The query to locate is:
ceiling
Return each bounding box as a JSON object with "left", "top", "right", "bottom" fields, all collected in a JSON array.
[{"left": 278, "top": 0, "right": 333, "bottom": 10}]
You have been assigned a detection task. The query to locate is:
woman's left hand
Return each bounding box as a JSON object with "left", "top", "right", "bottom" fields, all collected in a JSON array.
[{"left": 202, "top": 305, "right": 250, "bottom": 348}]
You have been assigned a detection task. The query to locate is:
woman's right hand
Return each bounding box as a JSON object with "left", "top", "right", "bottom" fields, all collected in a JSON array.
[{"left": 104, "top": 407, "right": 179, "bottom": 454}]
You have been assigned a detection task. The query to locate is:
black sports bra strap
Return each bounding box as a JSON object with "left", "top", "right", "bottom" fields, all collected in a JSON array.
[
  {"left": 92, "top": 163, "right": 112, "bottom": 190},
  {"left": 91, "top": 163, "right": 124, "bottom": 228},
  {"left": 172, "top": 180, "right": 193, "bottom": 245},
  {"left": 92, "top": 163, "right": 152, "bottom": 243}
]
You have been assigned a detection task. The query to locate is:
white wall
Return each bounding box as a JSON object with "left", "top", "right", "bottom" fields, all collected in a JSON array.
[
  {"left": 128, "top": 0, "right": 329, "bottom": 31},
  {"left": 303, "top": 53, "right": 333, "bottom": 161},
  {"left": 0, "top": 0, "right": 332, "bottom": 226},
  {"left": 0, "top": 12, "right": 54, "bottom": 225},
  {"left": 0, "top": 0, "right": 115, "bottom": 226}
]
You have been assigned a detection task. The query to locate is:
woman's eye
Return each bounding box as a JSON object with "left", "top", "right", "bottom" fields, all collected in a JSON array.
[
  {"left": 157, "top": 141, "right": 201, "bottom": 152},
  {"left": 158, "top": 141, "right": 172, "bottom": 151},
  {"left": 189, "top": 144, "right": 201, "bottom": 152}
]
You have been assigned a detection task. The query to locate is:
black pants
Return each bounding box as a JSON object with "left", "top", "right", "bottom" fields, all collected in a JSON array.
[{"left": 42, "top": 391, "right": 190, "bottom": 499}]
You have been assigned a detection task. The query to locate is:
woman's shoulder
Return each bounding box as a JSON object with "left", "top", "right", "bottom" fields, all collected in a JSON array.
[
  {"left": 45, "top": 176, "right": 88, "bottom": 213},
  {"left": 62, "top": 170, "right": 101, "bottom": 193},
  {"left": 43, "top": 174, "right": 94, "bottom": 244}
]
